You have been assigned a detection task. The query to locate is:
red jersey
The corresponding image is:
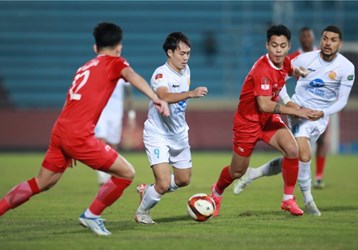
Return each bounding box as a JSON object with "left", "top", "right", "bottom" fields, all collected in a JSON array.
[
  {"left": 237, "top": 54, "right": 293, "bottom": 125},
  {"left": 55, "top": 55, "right": 129, "bottom": 136}
]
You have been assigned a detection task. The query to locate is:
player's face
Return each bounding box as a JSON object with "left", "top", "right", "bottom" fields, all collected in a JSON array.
[
  {"left": 167, "top": 41, "right": 191, "bottom": 72},
  {"left": 320, "top": 31, "right": 342, "bottom": 60},
  {"left": 300, "top": 30, "right": 314, "bottom": 52},
  {"left": 266, "top": 35, "right": 291, "bottom": 68}
]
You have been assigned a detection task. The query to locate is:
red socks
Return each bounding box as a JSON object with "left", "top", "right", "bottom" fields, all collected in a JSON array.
[
  {"left": 282, "top": 157, "right": 299, "bottom": 195},
  {"left": 315, "top": 156, "right": 326, "bottom": 180},
  {"left": 0, "top": 178, "right": 41, "bottom": 216},
  {"left": 215, "top": 166, "right": 234, "bottom": 195},
  {"left": 89, "top": 176, "right": 132, "bottom": 215}
]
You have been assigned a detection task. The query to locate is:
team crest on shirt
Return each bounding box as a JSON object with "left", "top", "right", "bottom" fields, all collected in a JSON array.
[
  {"left": 328, "top": 71, "right": 337, "bottom": 80},
  {"left": 261, "top": 77, "right": 270, "bottom": 90},
  {"left": 155, "top": 73, "right": 164, "bottom": 83},
  {"left": 187, "top": 78, "right": 191, "bottom": 86}
]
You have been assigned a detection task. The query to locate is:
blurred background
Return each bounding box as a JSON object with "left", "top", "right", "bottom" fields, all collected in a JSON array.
[{"left": 0, "top": 0, "right": 357, "bottom": 153}]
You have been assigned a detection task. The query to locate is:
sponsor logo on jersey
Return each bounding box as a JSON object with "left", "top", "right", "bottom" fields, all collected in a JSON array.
[
  {"left": 306, "top": 78, "right": 325, "bottom": 97},
  {"left": 155, "top": 73, "right": 163, "bottom": 83},
  {"left": 348, "top": 75, "right": 354, "bottom": 81},
  {"left": 172, "top": 84, "right": 180, "bottom": 88},
  {"left": 261, "top": 77, "right": 270, "bottom": 90},
  {"left": 174, "top": 99, "right": 187, "bottom": 114},
  {"left": 307, "top": 68, "right": 316, "bottom": 72},
  {"left": 328, "top": 71, "right": 337, "bottom": 80},
  {"left": 105, "top": 145, "right": 111, "bottom": 152},
  {"left": 309, "top": 78, "right": 325, "bottom": 87}
]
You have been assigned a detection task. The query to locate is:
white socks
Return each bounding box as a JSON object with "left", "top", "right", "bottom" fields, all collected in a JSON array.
[
  {"left": 137, "top": 185, "right": 162, "bottom": 214},
  {"left": 168, "top": 174, "right": 179, "bottom": 192},
  {"left": 85, "top": 208, "right": 100, "bottom": 218},
  {"left": 298, "top": 161, "right": 313, "bottom": 204},
  {"left": 247, "top": 157, "right": 283, "bottom": 180}
]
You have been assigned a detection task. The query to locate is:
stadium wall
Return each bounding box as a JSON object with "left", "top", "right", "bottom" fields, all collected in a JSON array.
[{"left": 1, "top": 107, "right": 358, "bottom": 153}]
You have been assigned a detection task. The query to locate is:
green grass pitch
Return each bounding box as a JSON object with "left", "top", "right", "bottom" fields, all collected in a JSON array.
[{"left": 0, "top": 152, "right": 357, "bottom": 250}]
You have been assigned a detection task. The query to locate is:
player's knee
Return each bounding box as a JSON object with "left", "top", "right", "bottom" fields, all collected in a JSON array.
[
  {"left": 299, "top": 154, "right": 311, "bottom": 163},
  {"left": 36, "top": 177, "right": 58, "bottom": 191},
  {"left": 284, "top": 144, "right": 299, "bottom": 158},
  {"left": 155, "top": 180, "right": 170, "bottom": 194},
  {"left": 175, "top": 177, "right": 191, "bottom": 187}
]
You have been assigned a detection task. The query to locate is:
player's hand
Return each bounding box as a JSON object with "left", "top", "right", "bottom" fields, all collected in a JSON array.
[
  {"left": 294, "top": 107, "right": 315, "bottom": 120},
  {"left": 310, "top": 110, "right": 324, "bottom": 121},
  {"left": 153, "top": 98, "right": 170, "bottom": 117},
  {"left": 190, "top": 87, "right": 208, "bottom": 98},
  {"left": 294, "top": 66, "right": 309, "bottom": 78}
]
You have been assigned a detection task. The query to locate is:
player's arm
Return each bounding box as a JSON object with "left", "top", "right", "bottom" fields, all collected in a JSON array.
[
  {"left": 279, "top": 85, "right": 301, "bottom": 109},
  {"left": 121, "top": 67, "right": 169, "bottom": 116},
  {"left": 156, "top": 86, "right": 208, "bottom": 104},
  {"left": 256, "top": 96, "right": 314, "bottom": 119},
  {"left": 311, "top": 65, "right": 355, "bottom": 120}
]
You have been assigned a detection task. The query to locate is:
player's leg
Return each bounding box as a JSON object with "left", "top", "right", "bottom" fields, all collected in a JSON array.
[
  {"left": 233, "top": 157, "right": 282, "bottom": 195},
  {"left": 0, "top": 167, "right": 63, "bottom": 216},
  {"left": 136, "top": 163, "right": 171, "bottom": 224},
  {"left": 211, "top": 152, "right": 251, "bottom": 216},
  {"left": 296, "top": 136, "right": 321, "bottom": 216},
  {"left": 314, "top": 129, "right": 327, "bottom": 189},
  {"left": 268, "top": 127, "right": 303, "bottom": 215}
]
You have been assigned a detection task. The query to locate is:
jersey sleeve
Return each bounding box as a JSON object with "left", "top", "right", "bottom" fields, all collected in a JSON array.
[
  {"left": 108, "top": 57, "right": 130, "bottom": 81},
  {"left": 151, "top": 71, "right": 169, "bottom": 92},
  {"left": 340, "top": 61, "right": 355, "bottom": 88},
  {"left": 252, "top": 66, "right": 273, "bottom": 97}
]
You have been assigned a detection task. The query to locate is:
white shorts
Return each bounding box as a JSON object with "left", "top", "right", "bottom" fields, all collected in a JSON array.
[
  {"left": 95, "top": 114, "right": 123, "bottom": 145},
  {"left": 288, "top": 115, "right": 329, "bottom": 144},
  {"left": 143, "top": 130, "right": 192, "bottom": 169}
]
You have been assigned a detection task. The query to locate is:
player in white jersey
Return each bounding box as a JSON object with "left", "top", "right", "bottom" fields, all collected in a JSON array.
[
  {"left": 135, "top": 32, "right": 208, "bottom": 224},
  {"left": 233, "top": 26, "right": 355, "bottom": 216},
  {"left": 95, "top": 79, "right": 135, "bottom": 185},
  {"left": 288, "top": 27, "right": 328, "bottom": 189}
]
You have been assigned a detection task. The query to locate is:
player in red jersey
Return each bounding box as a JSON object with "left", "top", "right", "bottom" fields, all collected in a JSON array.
[
  {"left": 0, "top": 22, "right": 169, "bottom": 236},
  {"left": 210, "top": 25, "right": 317, "bottom": 216},
  {"left": 288, "top": 27, "right": 327, "bottom": 189}
]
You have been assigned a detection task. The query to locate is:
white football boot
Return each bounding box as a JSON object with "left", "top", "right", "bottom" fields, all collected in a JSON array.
[
  {"left": 135, "top": 212, "right": 157, "bottom": 224},
  {"left": 233, "top": 171, "right": 252, "bottom": 195},
  {"left": 79, "top": 213, "right": 111, "bottom": 236},
  {"left": 305, "top": 200, "right": 321, "bottom": 216}
]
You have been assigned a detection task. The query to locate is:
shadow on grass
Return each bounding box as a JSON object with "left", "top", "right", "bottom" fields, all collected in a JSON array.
[
  {"left": 318, "top": 205, "right": 358, "bottom": 212},
  {"left": 155, "top": 215, "right": 192, "bottom": 223}
]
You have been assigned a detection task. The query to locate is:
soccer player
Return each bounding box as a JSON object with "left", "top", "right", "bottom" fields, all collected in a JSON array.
[
  {"left": 210, "top": 25, "right": 316, "bottom": 217},
  {"left": 95, "top": 79, "right": 136, "bottom": 185},
  {"left": 288, "top": 27, "right": 328, "bottom": 189},
  {"left": 135, "top": 32, "right": 208, "bottom": 224},
  {"left": 0, "top": 22, "right": 169, "bottom": 236},
  {"left": 233, "top": 25, "right": 355, "bottom": 216}
]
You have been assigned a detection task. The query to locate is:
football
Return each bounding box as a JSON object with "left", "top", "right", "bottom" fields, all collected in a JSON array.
[{"left": 186, "top": 193, "right": 216, "bottom": 222}]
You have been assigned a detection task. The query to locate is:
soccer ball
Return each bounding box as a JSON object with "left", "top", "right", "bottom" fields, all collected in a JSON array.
[{"left": 186, "top": 193, "right": 216, "bottom": 222}]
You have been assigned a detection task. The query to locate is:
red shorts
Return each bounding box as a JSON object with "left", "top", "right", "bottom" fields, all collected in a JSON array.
[
  {"left": 42, "top": 131, "right": 118, "bottom": 173},
  {"left": 232, "top": 114, "right": 286, "bottom": 157}
]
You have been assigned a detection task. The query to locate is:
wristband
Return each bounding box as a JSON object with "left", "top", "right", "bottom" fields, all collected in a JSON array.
[{"left": 128, "top": 110, "right": 136, "bottom": 120}]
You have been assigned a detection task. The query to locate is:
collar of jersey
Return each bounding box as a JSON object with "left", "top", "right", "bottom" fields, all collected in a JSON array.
[
  {"left": 266, "top": 54, "right": 283, "bottom": 70},
  {"left": 165, "top": 63, "right": 185, "bottom": 76}
]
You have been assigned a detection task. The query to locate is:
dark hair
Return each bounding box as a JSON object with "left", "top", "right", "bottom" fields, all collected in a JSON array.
[
  {"left": 93, "top": 22, "right": 123, "bottom": 51},
  {"left": 163, "top": 32, "right": 191, "bottom": 56},
  {"left": 322, "top": 25, "right": 342, "bottom": 40},
  {"left": 267, "top": 25, "right": 291, "bottom": 42},
  {"left": 300, "top": 26, "right": 313, "bottom": 33}
]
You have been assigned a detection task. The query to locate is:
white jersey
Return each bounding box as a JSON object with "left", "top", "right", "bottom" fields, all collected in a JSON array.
[
  {"left": 100, "top": 79, "right": 129, "bottom": 116},
  {"left": 291, "top": 50, "right": 355, "bottom": 116},
  {"left": 144, "top": 63, "right": 191, "bottom": 136}
]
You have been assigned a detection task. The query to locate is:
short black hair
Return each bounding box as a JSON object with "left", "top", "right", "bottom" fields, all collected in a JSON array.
[
  {"left": 163, "top": 32, "right": 191, "bottom": 56},
  {"left": 267, "top": 25, "right": 291, "bottom": 42},
  {"left": 93, "top": 22, "right": 123, "bottom": 51},
  {"left": 300, "top": 26, "right": 313, "bottom": 33},
  {"left": 322, "top": 25, "right": 342, "bottom": 40}
]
